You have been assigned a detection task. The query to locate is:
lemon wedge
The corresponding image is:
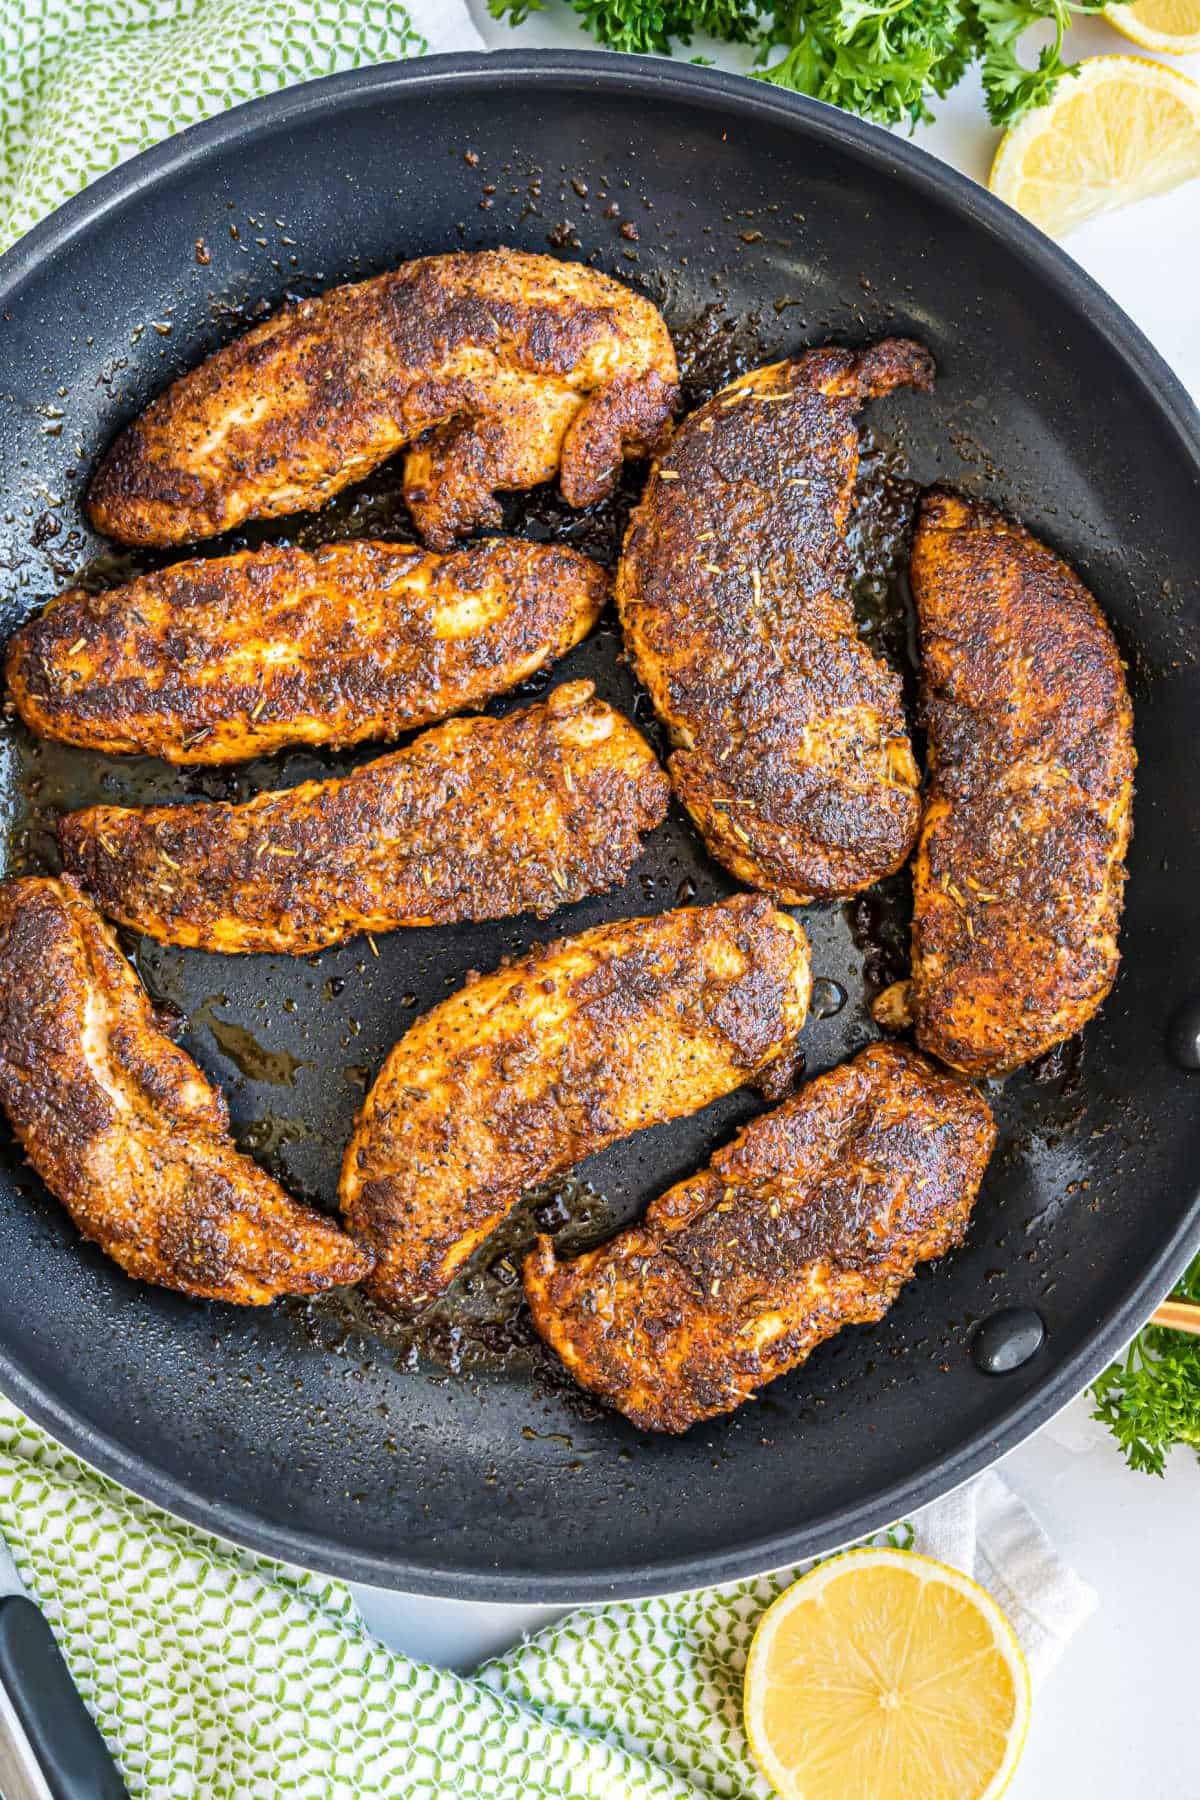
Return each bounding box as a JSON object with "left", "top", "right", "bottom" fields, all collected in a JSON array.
[
  {"left": 1106, "top": 0, "right": 1200, "bottom": 57},
  {"left": 989, "top": 54, "right": 1200, "bottom": 236},
  {"left": 743, "top": 1547, "right": 1031, "bottom": 1800}
]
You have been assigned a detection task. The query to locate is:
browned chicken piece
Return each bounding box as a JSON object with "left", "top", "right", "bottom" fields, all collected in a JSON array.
[
  {"left": 617, "top": 341, "right": 933, "bottom": 902},
  {"left": 525, "top": 1041, "right": 994, "bottom": 1432},
  {"left": 341, "top": 894, "right": 812, "bottom": 1315},
  {"left": 87, "top": 249, "right": 679, "bottom": 551},
  {"left": 6, "top": 538, "right": 607, "bottom": 765},
  {"left": 890, "top": 487, "right": 1135, "bottom": 1078},
  {"left": 0, "top": 876, "right": 372, "bottom": 1304},
  {"left": 59, "top": 682, "right": 670, "bottom": 955}
]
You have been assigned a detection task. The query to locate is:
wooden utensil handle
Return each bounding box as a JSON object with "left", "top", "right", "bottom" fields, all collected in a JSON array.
[{"left": 1151, "top": 1300, "right": 1200, "bottom": 1337}]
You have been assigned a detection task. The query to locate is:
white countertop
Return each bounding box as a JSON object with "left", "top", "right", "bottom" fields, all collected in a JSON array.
[{"left": 357, "top": 9, "right": 1200, "bottom": 1795}]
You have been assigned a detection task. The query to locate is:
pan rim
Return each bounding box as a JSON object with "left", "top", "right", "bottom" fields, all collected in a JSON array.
[{"left": 0, "top": 48, "right": 1198, "bottom": 1601}]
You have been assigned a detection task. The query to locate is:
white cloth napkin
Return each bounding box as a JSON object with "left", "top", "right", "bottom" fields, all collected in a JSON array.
[{"left": 911, "top": 1471, "right": 1098, "bottom": 1682}]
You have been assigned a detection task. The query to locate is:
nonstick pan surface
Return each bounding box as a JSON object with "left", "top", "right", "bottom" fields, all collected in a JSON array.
[{"left": 0, "top": 52, "right": 1198, "bottom": 1600}]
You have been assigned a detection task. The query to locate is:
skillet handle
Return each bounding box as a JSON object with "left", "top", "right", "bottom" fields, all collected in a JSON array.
[{"left": 0, "top": 1595, "right": 128, "bottom": 1799}]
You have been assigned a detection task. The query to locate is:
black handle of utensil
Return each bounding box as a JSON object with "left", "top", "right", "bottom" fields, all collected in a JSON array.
[{"left": 0, "top": 1595, "right": 129, "bottom": 1799}]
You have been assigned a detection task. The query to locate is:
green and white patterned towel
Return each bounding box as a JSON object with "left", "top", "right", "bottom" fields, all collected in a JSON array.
[
  {"left": 0, "top": 9, "right": 1097, "bottom": 1794},
  {"left": 0, "top": 0, "right": 481, "bottom": 250},
  {"left": 0, "top": 1396, "right": 1095, "bottom": 1798}
]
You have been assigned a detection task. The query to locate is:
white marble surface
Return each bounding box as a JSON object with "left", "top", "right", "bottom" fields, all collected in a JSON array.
[{"left": 356, "top": 8, "right": 1200, "bottom": 1795}]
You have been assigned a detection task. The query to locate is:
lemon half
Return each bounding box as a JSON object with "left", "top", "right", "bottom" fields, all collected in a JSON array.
[
  {"left": 1106, "top": 0, "right": 1200, "bottom": 58},
  {"left": 989, "top": 54, "right": 1200, "bottom": 236},
  {"left": 743, "top": 1547, "right": 1031, "bottom": 1800}
]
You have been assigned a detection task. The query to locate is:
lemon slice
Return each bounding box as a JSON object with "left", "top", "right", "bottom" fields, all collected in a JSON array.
[
  {"left": 743, "top": 1547, "right": 1031, "bottom": 1800},
  {"left": 989, "top": 54, "right": 1200, "bottom": 236},
  {"left": 1106, "top": 0, "right": 1200, "bottom": 56}
]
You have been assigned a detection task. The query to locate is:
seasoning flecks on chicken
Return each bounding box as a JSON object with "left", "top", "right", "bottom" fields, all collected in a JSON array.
[
  {"left": 895, "top": 487, "right": 1135, "bottom": 1077},
  {"left": 340, "top": 895, "right": 812, "bottom": 1316},
  {"left": 58, "top": 682, "right": 670, "bottom": 955},
  {"left": 525, "top": 1042, "right": 994, "bottom": 1433},
  {"left": 6, "top": 538, "right": 607, "bottom": 765},
  {"left": 87, "top": 249, "right": 679, "bottom": 551},
  {"left": 0, "top": 876, "right": 373, "bottom": 1304},
  {"left": 617, "top": 340, "right": 933, "bottom": 902}
]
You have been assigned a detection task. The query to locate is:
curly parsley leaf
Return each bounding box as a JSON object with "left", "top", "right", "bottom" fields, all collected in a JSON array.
[
  {"left": 754, "top": 0, "right": 980, "bottom": 128},
  {"left": 976, "top": 0, "right": 1113, "bottom": 126},
  {"left": 490, "top": 0, "right": 1131, "bottom": 131},
  {"left": 488, "top": 0, "right": 758, "bottom": 55},
  {"left": 1091, "top": 1255, "right": 1200, "bottom": 1477}
]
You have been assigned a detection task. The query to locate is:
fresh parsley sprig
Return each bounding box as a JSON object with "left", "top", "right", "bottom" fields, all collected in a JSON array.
[
  {"left": 1090, "top": 1254, "right": 1200, "bottom": 1477},
  {"left": 490, "top": 0, "right": 758, "bottom": 55},
  {"left": 489, "top": 0, "right": 1126, "bottom": 128},
  {"left": 977, "top": 0, "right": 1113, "bottom": 124},
  {"left": 755, "top": 0, "right": 981, "bottom": 128}
]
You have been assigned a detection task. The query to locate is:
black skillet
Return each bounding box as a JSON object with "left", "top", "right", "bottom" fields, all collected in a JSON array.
[{"left": 0, "top": 52, "right": 1197, "bottom": 1602}]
